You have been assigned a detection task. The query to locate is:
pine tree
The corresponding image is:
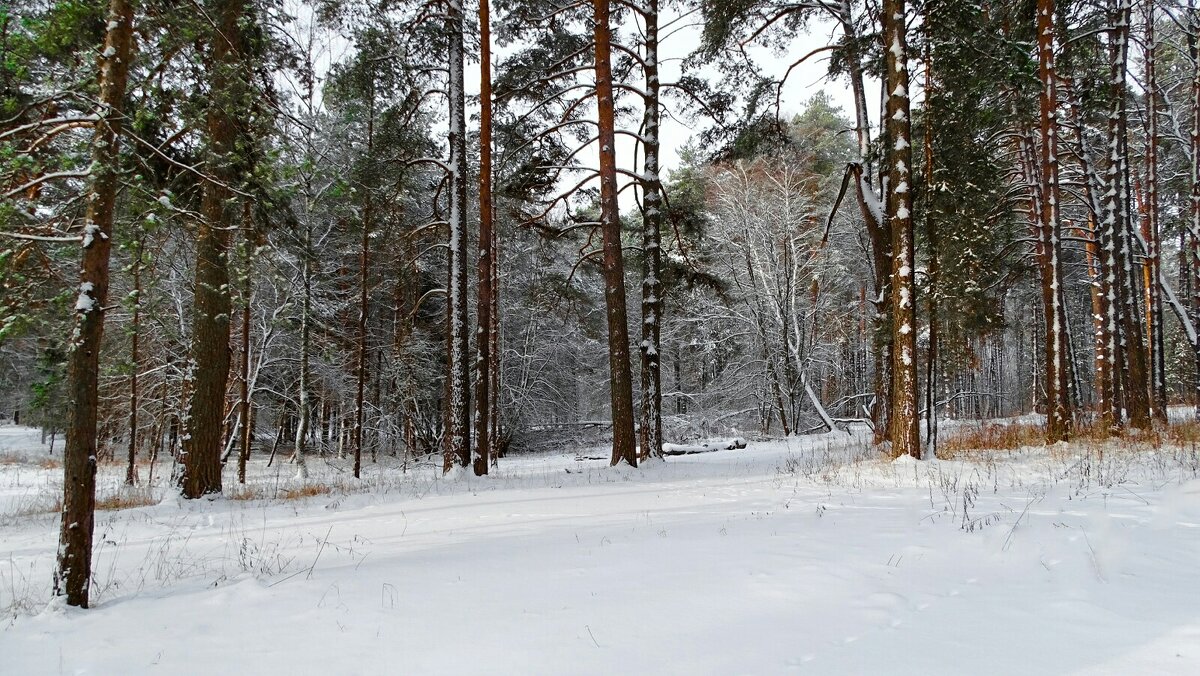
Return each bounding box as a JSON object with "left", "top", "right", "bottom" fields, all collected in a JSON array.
[
  {"left": 883, "top": 0, "right": 919, "bottom": 458},
  {"left": 54, "top": 0, "right": 135, "bottom": 608},
  {"left": 1034, "top": 0, "right": 1073, "bottom": 442},
  {"left": 179, "top": 0, "right": 251, "bottom": 497}
]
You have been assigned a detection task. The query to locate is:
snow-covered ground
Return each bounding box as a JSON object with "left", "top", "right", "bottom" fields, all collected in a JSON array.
[{"left": 2, "top": 423, "right": 1199, "bottom": 674}]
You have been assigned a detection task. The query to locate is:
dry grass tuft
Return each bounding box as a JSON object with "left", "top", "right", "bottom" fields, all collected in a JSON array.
[
  {"left": 226, "top": 485, "right": 265, "bottom": 501},
  {"left": 0, "top": 452, "right": 61, "bottom": 468},
  {"left": 227, "top": 482, "right": 333, "bottom": 502},
  {"left": 1164, "top": 419, "right": 1200, "bottom": 446},
  {"left": 938, "top": 422, "right": 1046, "bottom": 457},
  {"left": 96, "top": 489, "right": 157, "bottom": 511},
  {"left": 939, "top": 416, "right": 1200, "bottom": 460},
  {"left": 278, "top": 484, "right": 332, "bottom": 500}
]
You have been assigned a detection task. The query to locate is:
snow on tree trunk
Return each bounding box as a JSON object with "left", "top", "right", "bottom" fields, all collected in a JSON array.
[
  {"left": 1070, "top": 94, "right": 1119, "bottom": 431},
  {"left": 180, "top": 0, "right": 246, "bottom": 498},
  {"left": 593, "top": 0, "right": 638, "bottom": 468},
  {"left": 54, "top": 0, "right": 134, "bottom": 608},
  {"left": 474, "top": 0, "right": 494, "bottom": 475},
  {"left": 639, "top": 0, "right": 664, "bottom": 460},
  {"left": 1142, "top": 2, "right": 1166, "bottom": 422},
  {"left": 883, "top": 0, "right": 920, "bottom": 459},
  {"left": 1106, "top": 0, "right": 1151, "bottom": 430},
  {"left": 837, "top": 0, "right": 892, "bottom": 445},
  {"left": 1191, "top": 0, "right": 1200, "bottom": 422},
  {"left": 1034, "top": 0, "right": 1072, "bottom": 443},
  {"left": 488, "top": 171, "right": 502, "bottom": 462},
  {"left": 444, "top": 0, "right": 472, "bottom": 473}
]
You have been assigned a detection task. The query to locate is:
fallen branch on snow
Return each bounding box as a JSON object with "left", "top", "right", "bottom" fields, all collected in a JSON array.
[{"left": 661, "top": 438, "right": 749, "bottom": 456}]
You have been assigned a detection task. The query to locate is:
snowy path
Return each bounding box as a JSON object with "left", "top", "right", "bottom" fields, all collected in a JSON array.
[{"left": 2, "top": 426, "right": 1199, "bottom": 674}]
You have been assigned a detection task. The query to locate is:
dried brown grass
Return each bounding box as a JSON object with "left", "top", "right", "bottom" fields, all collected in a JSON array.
[
  {"left": 938, "top": 422, "right": 1046, "bottom": 458},
  {"left": 939, "top": 416, "right": 1200, "bottom": 460},
  {"left": 227, "top": 483, "right": 333, "bottom": 502},
  {"left": 0, "top": 452, "right": 59, "bottom": 468},
  {"left": 96, "top": 489, "right": 157, "bottom": 511}
]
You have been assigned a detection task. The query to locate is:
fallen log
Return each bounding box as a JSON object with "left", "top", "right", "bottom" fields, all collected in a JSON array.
[{"left": 661, "top": 438, "right": 749, "bottom": 456}]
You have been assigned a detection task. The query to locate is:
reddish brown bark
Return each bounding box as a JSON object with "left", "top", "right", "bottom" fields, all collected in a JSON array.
[
  {"left": 54, "top": 0, "right": 134, "bottom": 608},
  {"left": 593, "top": 0, "right": 637, "bottom": 467},
  {"left": 180, "top": 0, "right": 247, "bottom": 497},
  {"left": 1035, "top": 0, "right": 1072, "bottom": 442}
]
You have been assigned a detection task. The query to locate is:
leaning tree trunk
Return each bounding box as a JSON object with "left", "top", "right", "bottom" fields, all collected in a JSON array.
[
  {"left": 55, "top": 0, "right": 134, "bottom": 608},
  {"left": 837, "top": 0, "right": 892, "bottom": 444},
  {"left": 594, "top": 0, "right": 638, "bottom": 467},
  {"left": 443, "top": 0, "right": 471, "bottom": 473},
  {"left": 638, "top": 0, "right": 664, "bottom": 460},
  {"left": 180, "top": 0, "right": 246, "bottom": 498},
  {"left": 883, "top": 0, "right": 919, "bottom": 459},
  {"left": 1035, "top": 0, "right": 1073, "bottom": 442},
  {"left": 473, "top": 0, "right": 494, "bottom": 475}
]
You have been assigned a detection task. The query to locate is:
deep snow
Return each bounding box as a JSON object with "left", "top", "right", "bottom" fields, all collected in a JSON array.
[{"left": 1, "top": 424, "right": 1199, "bottom": 674}]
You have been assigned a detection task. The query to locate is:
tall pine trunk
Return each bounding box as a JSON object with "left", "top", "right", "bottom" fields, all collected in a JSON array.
[
  {"left": 443, "top": 0, "right": 471, "bottom": 472},
  {"left": 1035, "top": 0, "right": 1072, "bottom": 442},
  {"left": 594, "top": 0, "right": 638, "bottom": 467},
  {"left": 639, "top": 0, "right": 664, "bottom": 460},
  {"left": 1191, "top": 1, "right": 1200, "bottom": 421},
  {"left": 1071, "top": 92, "right": 1120, "bottom": 430},
  {"left": 1143, "top": 2, "right": 1167, "bottom": 422},
  {"left": 474, "top": 0, "right": 494, "bottom": 475},
  {"left": 922, "top": 37, "right": 939, "bottom": 458},
  {"left": 883, "top": 0, "right": 920, "bottom": 458},
  {"left": 180, "top": 0, "right": 245, "bottom": 497},
  {"left": 54, "top": 0, "right": 134, "bottom": 608},
  {"left": 1107, "top": 0, "right": 1151, "bottom": 429},
  {"left": 488, "top": 174, "right": 502, "bottom": 460}
]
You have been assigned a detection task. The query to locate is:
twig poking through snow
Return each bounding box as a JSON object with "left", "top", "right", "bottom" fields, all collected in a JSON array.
[{"left": 307, "top": 525, "right": 334, "bottom": 581}]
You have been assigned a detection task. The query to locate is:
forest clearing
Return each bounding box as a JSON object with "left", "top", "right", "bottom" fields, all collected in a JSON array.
[
  {"left": 5, "top": 0, "right": 1200, "bottom": 671},
  {"left": 3, "top": 420, "right": 1200, "bottom": 674}
]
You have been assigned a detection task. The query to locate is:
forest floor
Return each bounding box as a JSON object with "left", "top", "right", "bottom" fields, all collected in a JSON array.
[{"left": 1, "top": 421, "right": 1199, "bottom": 674}]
